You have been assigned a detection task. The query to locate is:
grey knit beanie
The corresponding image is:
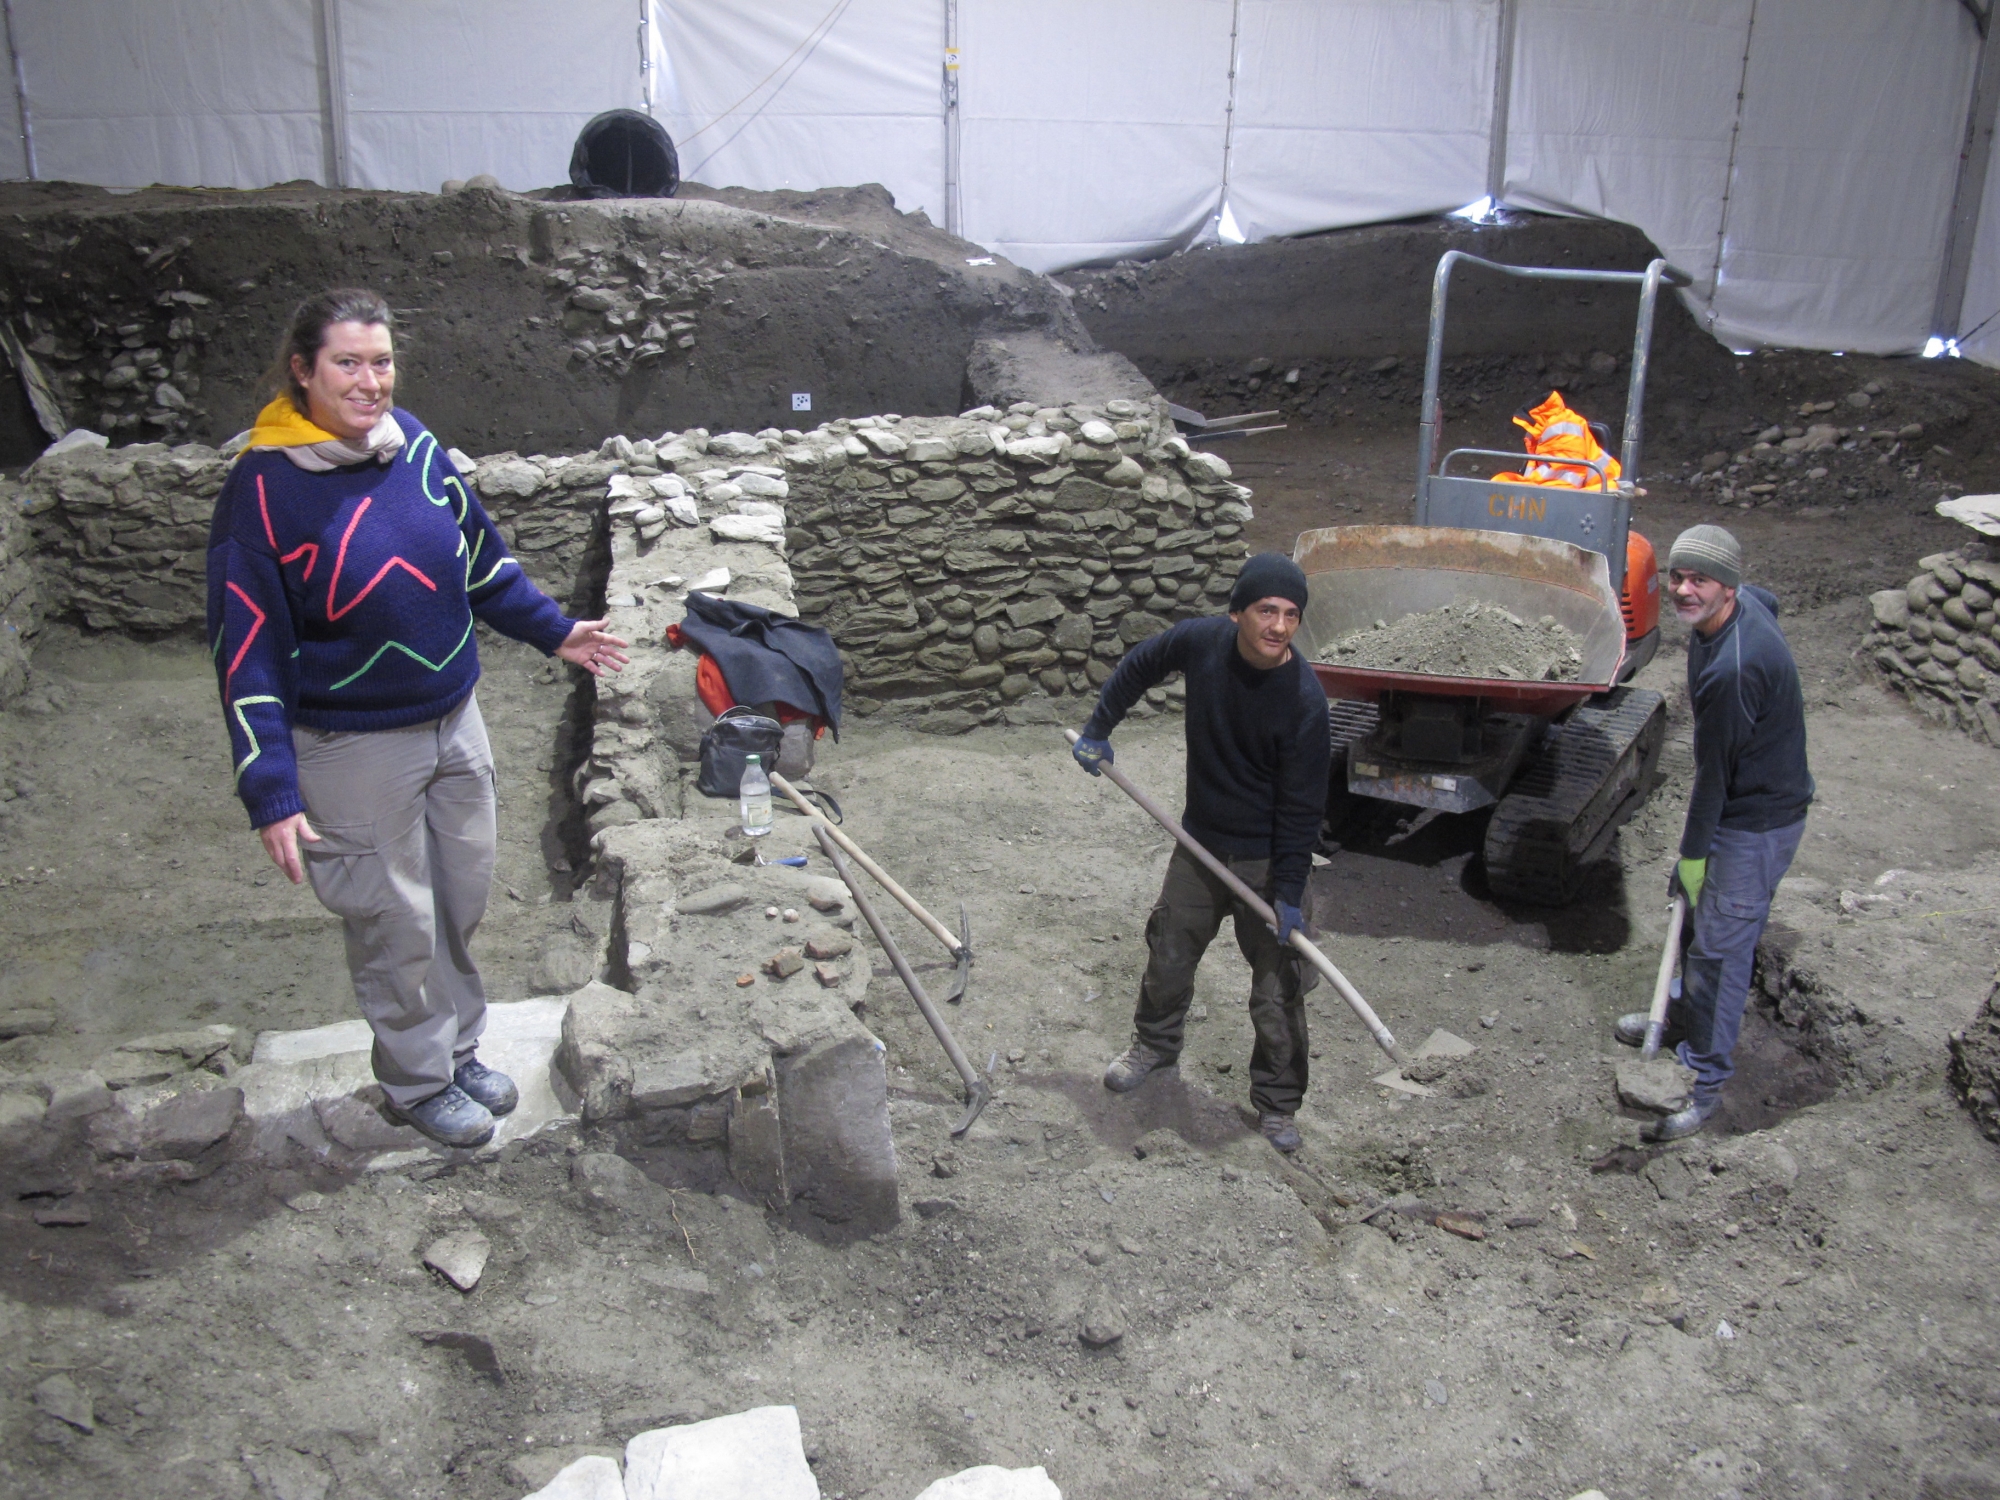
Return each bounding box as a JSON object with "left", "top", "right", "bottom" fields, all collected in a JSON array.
[{"left": 1668, "top": 524, "right": 1742, "bottom": 588}]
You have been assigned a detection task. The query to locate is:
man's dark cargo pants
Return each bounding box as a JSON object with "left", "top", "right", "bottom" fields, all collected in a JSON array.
[{"left": 1130, "top": 843, "right": 1317, "bottom": 1116}]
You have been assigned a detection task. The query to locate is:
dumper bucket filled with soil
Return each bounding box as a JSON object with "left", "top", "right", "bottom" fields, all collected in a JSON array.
[{"left": 1294, "top": 524, "right": 1627, "bottom": 709}]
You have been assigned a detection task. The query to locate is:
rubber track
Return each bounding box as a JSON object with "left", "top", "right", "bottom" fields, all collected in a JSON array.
[{"left": 1483, "top": 685, "right": 1667, "bottom": 906}]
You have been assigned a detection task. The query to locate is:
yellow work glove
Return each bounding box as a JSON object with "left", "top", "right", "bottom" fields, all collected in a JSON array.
[{"left": 1675, "top": 857, "right": 1707, "bottom": 907}]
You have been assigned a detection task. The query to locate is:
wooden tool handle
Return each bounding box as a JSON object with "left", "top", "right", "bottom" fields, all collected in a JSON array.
[
  {"left": 770, "top": 770, "right": 967, "bottom": 958},
  {"left": 1641, "top": 893, "right": 1688, "bottom": 1060},
  {"left": 1064, "top": 729, "right": 1409, "bottom": 1068}
]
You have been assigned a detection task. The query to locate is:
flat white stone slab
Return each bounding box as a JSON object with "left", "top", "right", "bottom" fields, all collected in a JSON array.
[
  {"left": 1414, "top": 1028, "right": 1474, "bottom": 1059},
  {"left": 624, "top": 1406, "right": 817, "bottom": 1500},
  {"left": 1371, "top": 1069, "right": 1436, "bottom": 1098},
  {"left": 523, "top": 1454, "right": 627, "bottom": 1500},
  {"left": 912, "top": 1465, "right": 1062, "bottom": 1499},
  {"left": 241, "top": 997, "right": 574, "bottom": 1160}
]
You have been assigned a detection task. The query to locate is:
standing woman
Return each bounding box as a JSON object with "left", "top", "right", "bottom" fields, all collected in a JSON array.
[{"left": 206, "top": 289, "right": 628, "bottom": 1148}]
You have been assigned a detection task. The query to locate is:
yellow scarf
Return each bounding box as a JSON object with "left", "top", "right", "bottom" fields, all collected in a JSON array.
[
  {"left": 238, "top": 394, "right": 403, "bottom": 470},
  {"left": 243, "top": 395, "right": 339, "bottom": 449}
]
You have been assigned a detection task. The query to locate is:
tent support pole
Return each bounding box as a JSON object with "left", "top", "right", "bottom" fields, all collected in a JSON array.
[
  {"left": 318, "top": 0, "right": 352, "bottom": 189},
  {"left": 1703, "top": 0, "right": 1758, "bottom": 332},
  {"left": 639, "top": 0, "right": 653, "bottom": 116},
  {"left": 1484, "top": 0, "right": 1516, "bottom": 206},
  {"left": 1214, "top": 0, "right": 1240, "bottom": 235},
  {"left": 1935, "top": 10, "right": 2000, "bottom": 343},
  {"left": 943, "top": 0, "right": 960, "bottom": 238},
  {"left": 1, "top": 0, "right": 33, "bottom": 181}
]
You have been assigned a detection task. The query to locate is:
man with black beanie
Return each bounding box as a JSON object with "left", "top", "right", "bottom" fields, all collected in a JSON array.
[{"left": 1071, "top": 552, "right": 1331, "bottom": 1153}]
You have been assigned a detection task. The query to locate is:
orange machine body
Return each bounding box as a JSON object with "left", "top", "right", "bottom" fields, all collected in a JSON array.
[{"left": 1622, "top": 529, "right": 1660, "bottom": 642}]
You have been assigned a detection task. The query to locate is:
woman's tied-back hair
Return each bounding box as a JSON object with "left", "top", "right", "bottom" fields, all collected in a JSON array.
[{"left": 265, "top": 288, "right": 394, "bottom": 413}]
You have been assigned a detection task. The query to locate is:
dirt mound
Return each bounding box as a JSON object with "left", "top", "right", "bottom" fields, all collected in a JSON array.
[
  {"left": 0, "top": 181, "right": 1090, "bottom": 464},
  {"left": 1317, "top": 600, "right": 1584, "bottom": 681}
]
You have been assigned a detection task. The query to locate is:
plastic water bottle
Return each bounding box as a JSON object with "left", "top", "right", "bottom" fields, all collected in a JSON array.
[{"left": 739, "top": 753, "right": 773, "bottom": 842}]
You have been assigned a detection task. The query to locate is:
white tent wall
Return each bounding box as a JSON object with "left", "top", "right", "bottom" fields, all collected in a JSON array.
[
  {"left": 338, "top": 0, "right": 641, "bottom": 192},
  {"left": 0, "top": 8, "right": 28, "bottom": 181},
  {"left": 1502, "top": 0, "right": 1750, "bottom": 300},
  {"left": 0, "top": 0, "right": 1987, "bottom": 361},
  {"left": 1225, "top": 0, "right": 1496, "bottom": 246},
  {"left": 1703, "top": 0, "right": 1977, "bottom": 355},
  {"left": 956, "top": 0, "right": 1234, "bottom": 271},
  {"left": 1954, "top": 81, "right": 2000, "bottom": 366},
  {"left": 651, "top": 0, "right": 943, "bottom": 223},
  {"left": 7, "top": 0, "right": 324, "bottom": 189}
]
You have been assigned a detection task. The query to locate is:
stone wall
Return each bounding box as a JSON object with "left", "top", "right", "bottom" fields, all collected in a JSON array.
[
  {"left": 566, "top": 400, "right": 1245, "bottom": 833},
  {"left": 784, "top": 400, "right": 1252, "bottom": 731},
  {"left": 0, "top": 482, "right": 38, "bottom": 704},
  {"left": 15, "top": 399, "right": 1244, "bottom": 828},
  {"left": 14, "top": 435, "right": 609, "bottom": 634},
  {"left": 1865, "top": 544, "right": 2000, "bottom": 742}
]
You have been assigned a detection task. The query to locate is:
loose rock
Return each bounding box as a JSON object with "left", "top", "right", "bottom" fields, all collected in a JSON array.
[
  {"left": 1079, "top": 1285, "right": 1127, "bottom": 1346},
  {"left": 33, "top": 1374, "right": 93, "bottom": 1432},
  {"left": 677, "top": 884, "right": 750, "bottom": 916},
  {"left": 1615, "top": 1056, "right": 1696, "bottom": 1114},
  {"left": 423, "top": 1229, "right": 493, "bottom": 1291}
]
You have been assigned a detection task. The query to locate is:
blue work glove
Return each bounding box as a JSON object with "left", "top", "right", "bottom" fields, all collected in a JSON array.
[
  {"left": 1272, "top": 901, "right": 1304, "bottom": 946},
  {"left": 1672, "top": 857, "right": 1707, "bottom": 908},
  {"left": 1072, "top": 734, "right": 1113, "bottom": 776}
]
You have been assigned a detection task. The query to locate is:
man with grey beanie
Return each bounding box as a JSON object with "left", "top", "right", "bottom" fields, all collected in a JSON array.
[
  {"left": 1071, "top": 553, "right": 1331, "bottom": 1153},
  {"left": 1615, "top": 524, "right": 1814, "bottom": 1139}
]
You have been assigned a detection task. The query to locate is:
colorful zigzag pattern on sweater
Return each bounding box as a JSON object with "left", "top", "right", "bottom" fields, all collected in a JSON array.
[{"left": 205, "top": 409, "right": 572, "bottom": 828}]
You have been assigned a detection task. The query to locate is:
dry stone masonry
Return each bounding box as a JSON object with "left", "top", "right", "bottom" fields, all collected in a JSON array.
[
  {"left": 1866, "top": 543, "right": 2000, "bottom": 742},
  {"left": 781, "top": 399, "right": 1253, "bottom": 731},
  {"left": 12, "top": 432, "right": 609, "bottom": 635},
  {"left": 0, "top": 477, "right": 39, "bottom": 704}
]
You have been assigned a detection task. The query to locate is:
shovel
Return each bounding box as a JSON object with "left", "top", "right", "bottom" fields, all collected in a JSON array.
[
  {"left": 1063, "top": 730, "right": 1410, "bottom": 1069},
  {"left": 811, "top": 823, "right": 991, "bottom": 1136},
  {"left": 1641, "top": 893, "right": 1689, "bottom": 1060}
]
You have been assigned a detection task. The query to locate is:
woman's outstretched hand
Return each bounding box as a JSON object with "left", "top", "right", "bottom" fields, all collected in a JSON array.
[
  {"left": 556, "top": 618, "right": 631, "bottom": 676},
  {"left": 258, "top": 813, "right": 321, "bottom": 885}
]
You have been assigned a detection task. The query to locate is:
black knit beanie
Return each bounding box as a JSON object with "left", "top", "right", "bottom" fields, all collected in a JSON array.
[{"left": 1228, "top": 552, "right": 1310, "bottom": 613}]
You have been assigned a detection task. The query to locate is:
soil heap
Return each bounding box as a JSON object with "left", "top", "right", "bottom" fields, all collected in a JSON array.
[{"left": 1316, "top": 600, "right": 1584, "bottom": 681}]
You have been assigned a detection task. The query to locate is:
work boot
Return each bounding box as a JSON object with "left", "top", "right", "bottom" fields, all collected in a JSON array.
[
  {"left": 1646, "top": 1097, "right": 1719, "bottom": 1143},
  {"left": 453, "top": 1056, "right": 519, "bottom": 1116},
  {"left": 1258, "top": 1111, "right": 1302, "bottom": 1154},
  {"left": 1614, "top": 1012, "right": 1684, "bottom": 1049},
  {"left": 390, "top": 1084, "right": 495, "bottom": 1149},
  {"left": 1103, "top": 1042, "right": 1168, "bottom": 1094}
]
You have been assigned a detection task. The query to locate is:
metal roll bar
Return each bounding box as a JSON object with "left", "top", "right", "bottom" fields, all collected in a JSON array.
[{"left": 1416, "top": 252, "right": 1694, "bottom": 497}]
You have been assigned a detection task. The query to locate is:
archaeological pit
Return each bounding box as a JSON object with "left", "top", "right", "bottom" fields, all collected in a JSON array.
[{"left": 3, "top": 179, "right": 2000, "bottom": 1500}]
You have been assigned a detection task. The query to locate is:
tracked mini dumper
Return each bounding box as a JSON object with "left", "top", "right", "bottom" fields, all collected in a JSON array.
[{"left": 1296, "top": 251, "right": 1692, "bottom": 905}]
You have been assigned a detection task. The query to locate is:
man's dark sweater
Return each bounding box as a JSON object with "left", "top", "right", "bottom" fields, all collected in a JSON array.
[
  {"left": 1083, "top": 617, "right": 1330, "bottom": 904},
  {"left": 1681, "top": 584, "right": 1814, "bottom": 858}
]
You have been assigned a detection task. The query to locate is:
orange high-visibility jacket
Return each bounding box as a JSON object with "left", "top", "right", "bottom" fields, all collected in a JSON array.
[{"left": 1494, "top": 391, "right": 1621, "bottom": 489}]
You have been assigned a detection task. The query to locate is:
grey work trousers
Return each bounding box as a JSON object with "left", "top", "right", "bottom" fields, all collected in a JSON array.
[
  {"left": 1131, "top": 843, "right": 1318, "bottom": 1117},
  {"left": 293, "top": 694, "right": 496, "bottom": 1109},
  {"left": 1674, "top": 818, "right": 1807, "bottom": 1108}
]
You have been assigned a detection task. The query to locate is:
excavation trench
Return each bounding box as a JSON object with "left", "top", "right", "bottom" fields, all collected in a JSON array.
[{"left": 2, "top": 190, "right": 2000, "bottom": 1500}]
